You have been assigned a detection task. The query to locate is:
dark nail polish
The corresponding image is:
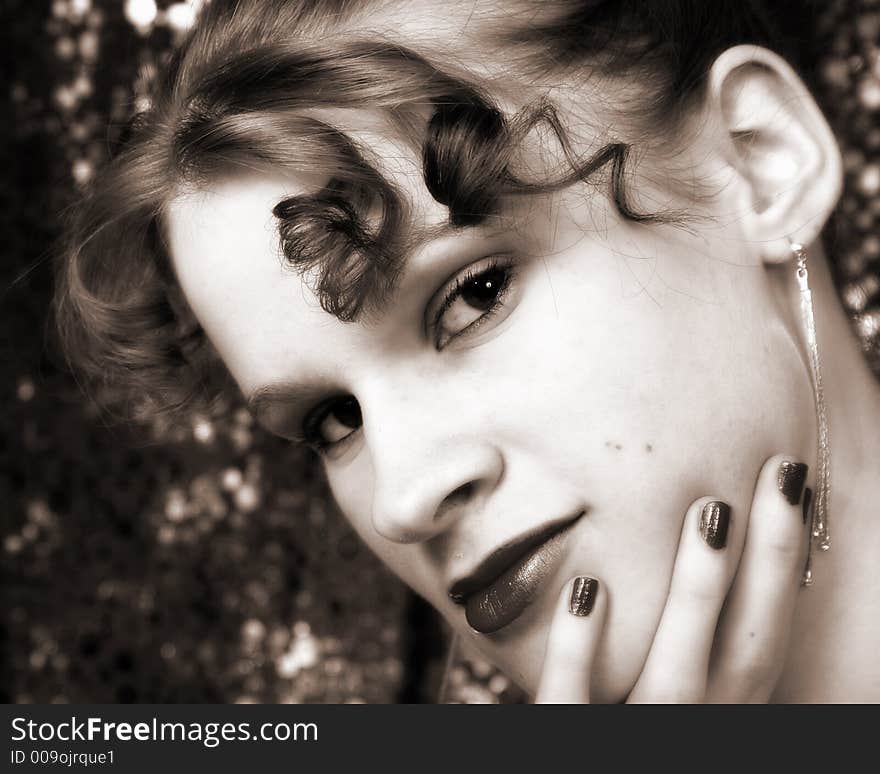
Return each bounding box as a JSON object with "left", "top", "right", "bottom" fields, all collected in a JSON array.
[
  {"left": 802, "top": 486, "right": 813, "bottom": 525},
  {"left": 777, "top": 461, "right": 809, "bottom": 506},
  {"left": 699, "top": 501, "right": 730, "bottom": 550},
  {"left": 569, "top": 577, "right": 599, "bottom": 617}
]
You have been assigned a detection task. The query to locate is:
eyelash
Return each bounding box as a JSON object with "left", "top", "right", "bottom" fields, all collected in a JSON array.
[
  {"left": 430, "top": 255, "right": 519, "bottom": 349},
  {"left": 300, "top": 256, "right": 521, "bottom": 455}
]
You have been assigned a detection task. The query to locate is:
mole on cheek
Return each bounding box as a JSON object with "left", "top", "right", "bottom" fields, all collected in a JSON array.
[{"left": 604, "top": 441, "right": 654, "bottom": 452}]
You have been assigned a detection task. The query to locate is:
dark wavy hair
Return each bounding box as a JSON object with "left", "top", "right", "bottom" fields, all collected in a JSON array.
[{"left": 52, "top": 0, "right": 796, "bottom": 426}]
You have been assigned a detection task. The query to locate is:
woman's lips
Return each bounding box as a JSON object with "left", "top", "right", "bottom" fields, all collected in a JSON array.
[{"left": 449, "top": 514, "right": 583, "bottom": 634}]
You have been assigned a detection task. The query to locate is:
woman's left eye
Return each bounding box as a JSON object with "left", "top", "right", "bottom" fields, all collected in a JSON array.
[
  {"left": 301, "top": 395, "right": 362, "bottom": 454},
  {"left": 429, "top": 256, "right": 521, "bottom": 349}
]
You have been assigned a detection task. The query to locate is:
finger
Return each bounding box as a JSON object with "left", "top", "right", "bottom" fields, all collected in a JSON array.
[
  {"left": 628, "top": 495, "right": 742, "bottom": 703},
  {"left": 534, "top": 575, "right": 606, "bottom": 703},
  {"left": 707, "top": 454, "right": 811, "bottom": 702}
]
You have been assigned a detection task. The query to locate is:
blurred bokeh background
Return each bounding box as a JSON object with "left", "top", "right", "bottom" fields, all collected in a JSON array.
[{"left": 2, "top": 0, "right": 879, "bottom": 704}]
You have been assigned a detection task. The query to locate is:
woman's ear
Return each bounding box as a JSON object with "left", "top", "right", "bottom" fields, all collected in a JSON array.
[{"left": 706, "top": 45, "right": 843, "bottom": 263}]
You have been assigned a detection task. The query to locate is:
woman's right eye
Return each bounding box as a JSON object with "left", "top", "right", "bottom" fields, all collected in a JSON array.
[{"left": 302, "top": 396, "right": 362, "bottom": 452}]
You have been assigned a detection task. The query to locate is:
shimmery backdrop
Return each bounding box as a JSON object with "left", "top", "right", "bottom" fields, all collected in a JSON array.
[{"left": 3, "top": 0, "right": 878, "bottom": 704}]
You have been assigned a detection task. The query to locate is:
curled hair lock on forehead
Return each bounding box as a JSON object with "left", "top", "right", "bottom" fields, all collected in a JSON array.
[
  {"left": 53, "top": 0, "right": 788, "bottom": 424},
  {"left": 268, "top": 94, "right": 664, "bottom": 322}
]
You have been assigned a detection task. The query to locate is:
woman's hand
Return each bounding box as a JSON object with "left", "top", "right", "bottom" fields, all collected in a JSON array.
[{"left": 534, "top": 454, "right": 811, "bottom": 703}]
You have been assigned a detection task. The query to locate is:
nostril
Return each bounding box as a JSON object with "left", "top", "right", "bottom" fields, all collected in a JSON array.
[
  {"left": 435, "top": 482, "right": 475, "bottom": 522},
  {"left": 448, "top": 482, "right": 476, "bottom": 504}
]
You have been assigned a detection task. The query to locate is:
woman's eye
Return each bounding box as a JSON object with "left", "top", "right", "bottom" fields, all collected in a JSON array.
[
  {"left": 303, "top": 396, "right": 362, "bottom": 452},
  {"left": 431, "top": 256, "right": 520, "bottom": 349}
]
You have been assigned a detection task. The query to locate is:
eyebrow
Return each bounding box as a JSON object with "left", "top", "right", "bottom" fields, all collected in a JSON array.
[
  {"left": 246, "top": 380, "right": 334, "bottom": 429},
  {"left": 407, "top": 219, "right": 470, "bottom": 252},
  {"left": 391, "top": 217, "right": 512, "bottom": 295}
]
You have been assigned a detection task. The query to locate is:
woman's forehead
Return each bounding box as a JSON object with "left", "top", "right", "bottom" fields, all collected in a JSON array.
[{"left": 166, "top": 172, "right": 361, "bottom": 389}]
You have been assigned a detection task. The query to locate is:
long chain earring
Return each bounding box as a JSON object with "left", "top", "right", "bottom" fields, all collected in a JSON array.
[{"left": 791, "top": 240, "right": 831, "bottom": 586}]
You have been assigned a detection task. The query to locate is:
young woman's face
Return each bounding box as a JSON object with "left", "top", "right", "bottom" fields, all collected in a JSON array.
[{"left": 166, "top": 113, "right": 814, "bottom": 702}]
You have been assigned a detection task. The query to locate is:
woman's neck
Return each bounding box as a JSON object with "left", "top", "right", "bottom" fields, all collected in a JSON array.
[{"left": 772, "top": 247, "right": 880, "bottom": 702}]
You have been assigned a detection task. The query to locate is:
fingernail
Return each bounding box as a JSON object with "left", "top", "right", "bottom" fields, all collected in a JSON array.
[
  {"left": 802, "top": 486, "right": 813, "bottom": 525},
  {"left": 699, "top": 501, "right": 730, "bottom": 550},
  {"left": 569, "top": 577, "right": 599, "bottom": 617},
  {"left": 777, "top": 461, "right": 809, "bottom": 506}
]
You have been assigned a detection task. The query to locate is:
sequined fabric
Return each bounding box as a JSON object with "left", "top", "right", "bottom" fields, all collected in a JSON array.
[{"left": 817, "top": 2, "right": 880, "bottom": 373}]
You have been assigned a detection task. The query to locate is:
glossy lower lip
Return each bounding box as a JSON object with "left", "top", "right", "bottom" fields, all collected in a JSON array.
[{"left": 462, "top": 518, "right": 580, "bottom": 634}]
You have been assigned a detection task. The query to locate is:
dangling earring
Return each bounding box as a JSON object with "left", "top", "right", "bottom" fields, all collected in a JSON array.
[{"left": 791, "top": 240, "right": 831, "bottom": 587}]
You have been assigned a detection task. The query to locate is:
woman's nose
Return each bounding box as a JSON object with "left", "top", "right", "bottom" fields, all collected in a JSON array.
[{"left": 369, "top": 433, "right": 504, "bottom": 544}]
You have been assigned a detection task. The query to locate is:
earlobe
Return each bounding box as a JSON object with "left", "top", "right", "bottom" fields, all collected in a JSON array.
[{"left": 707, "top": 45, "right": 843, "bottom": 263}]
